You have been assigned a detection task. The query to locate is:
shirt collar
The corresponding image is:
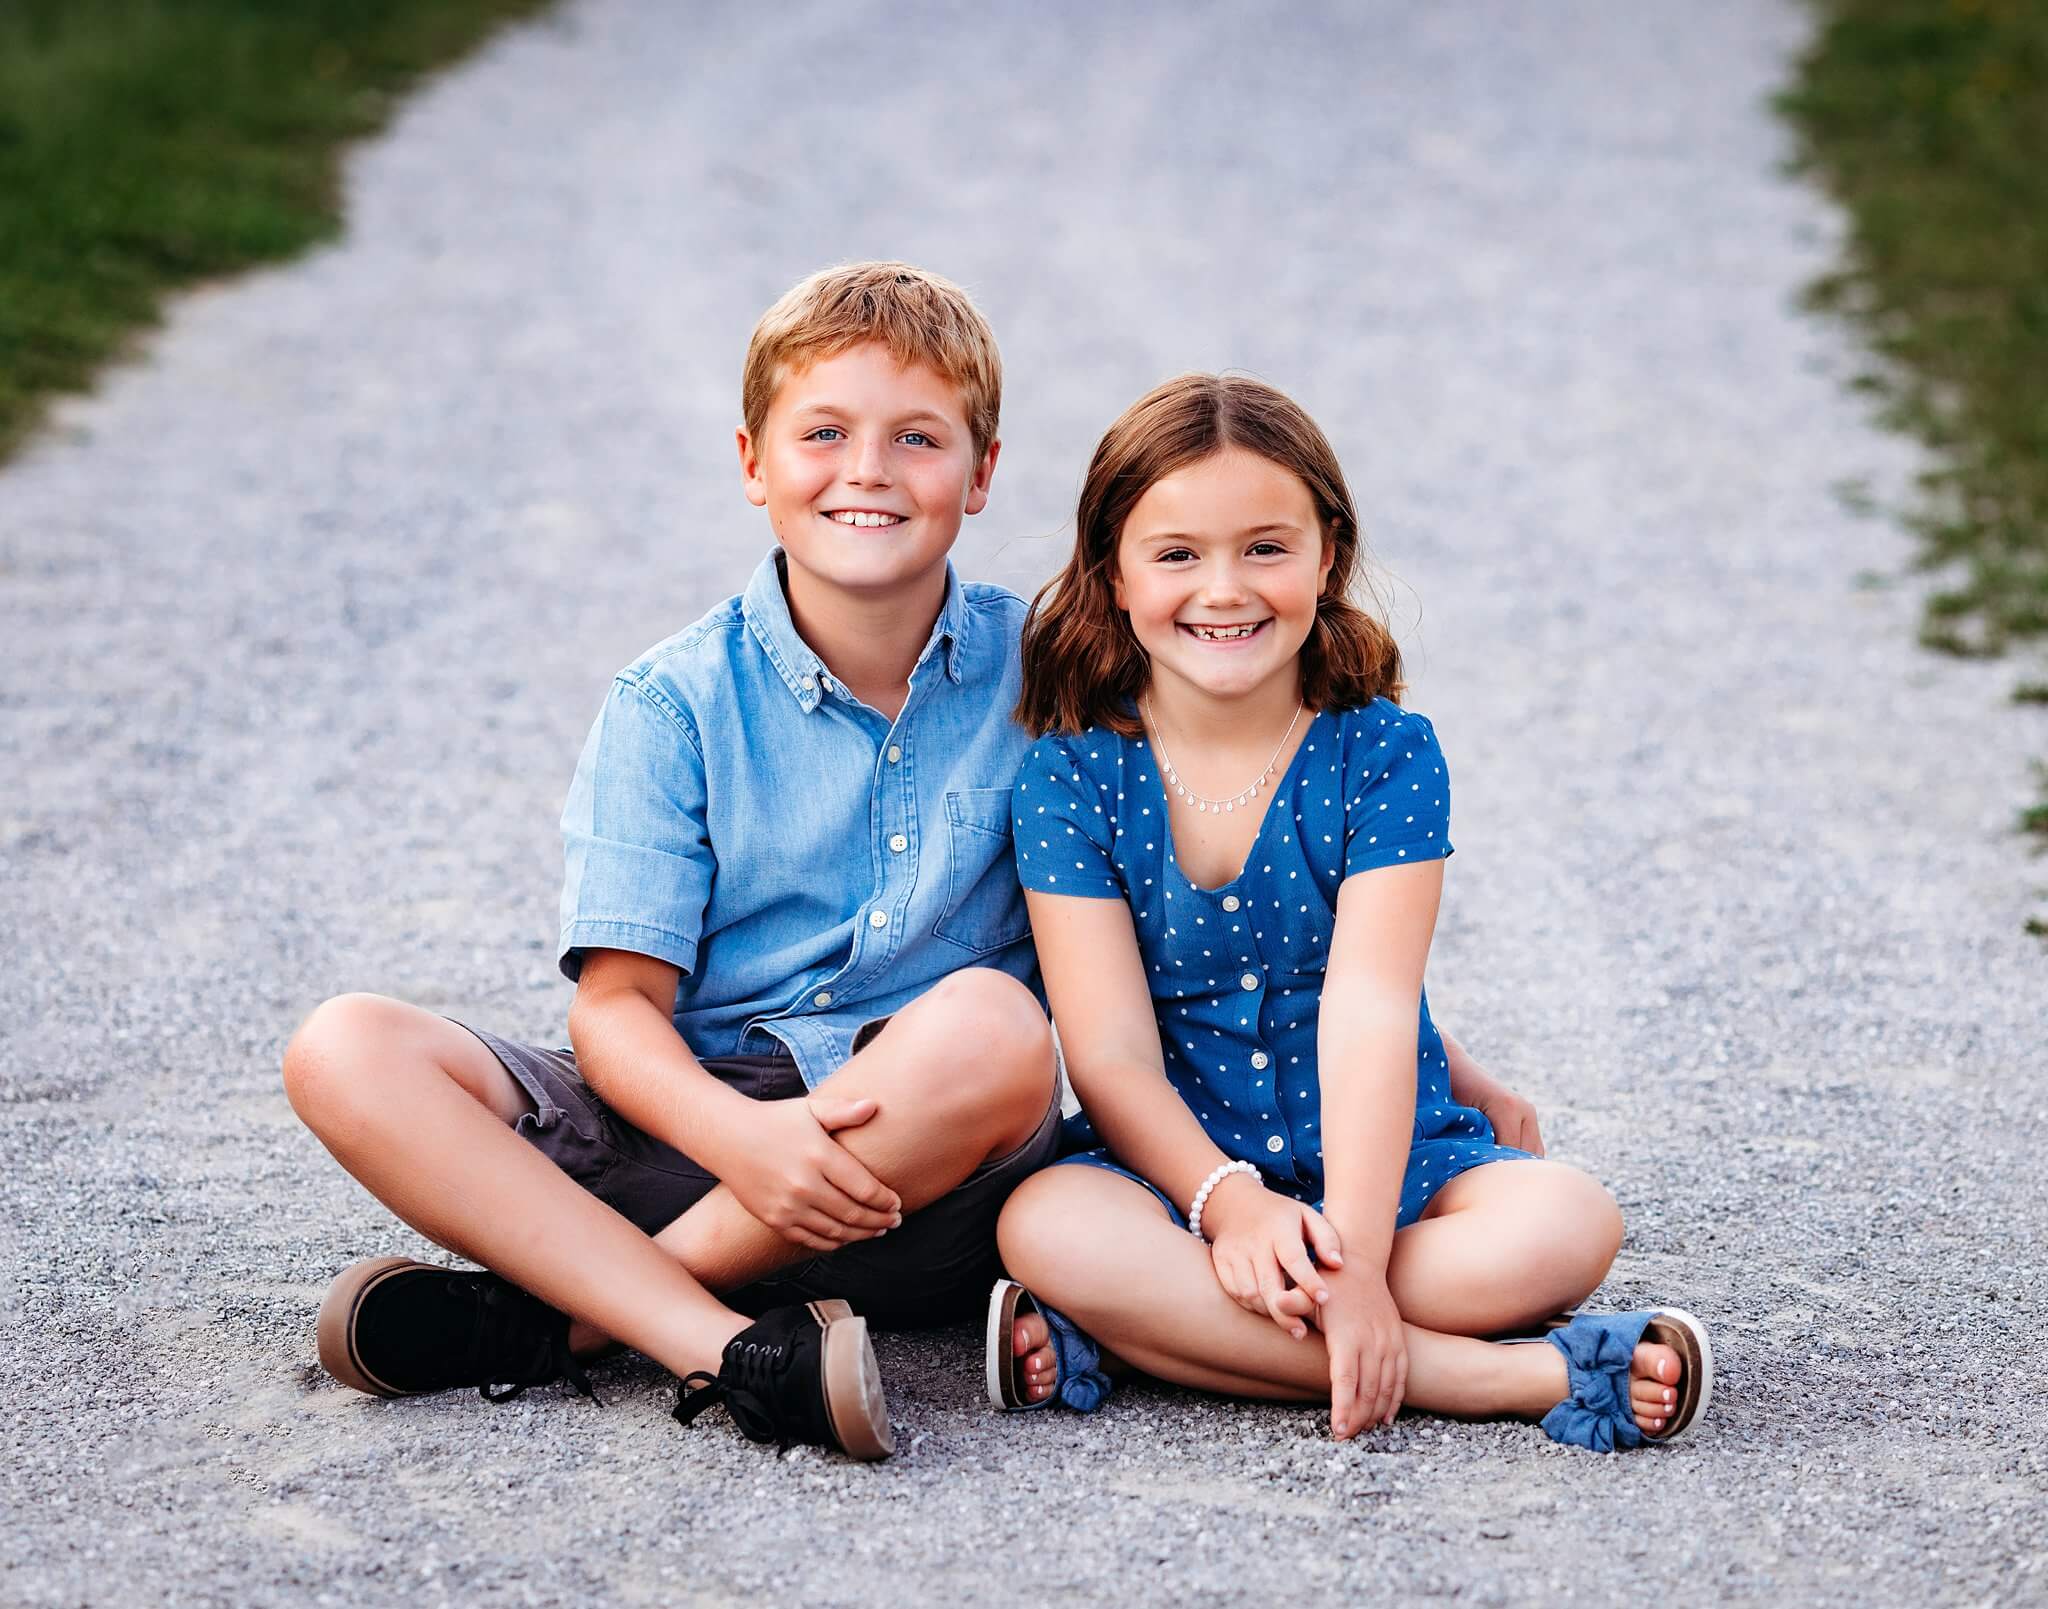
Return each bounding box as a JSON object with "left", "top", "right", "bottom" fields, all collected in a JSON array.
[{"left": 742, "top": 549, "right": 969, "bottom": 711}]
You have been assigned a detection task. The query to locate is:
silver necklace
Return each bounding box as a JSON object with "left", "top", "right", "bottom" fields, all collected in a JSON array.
[{"left": 1144, "top": 697, "right": 1304, "bottom": 815}]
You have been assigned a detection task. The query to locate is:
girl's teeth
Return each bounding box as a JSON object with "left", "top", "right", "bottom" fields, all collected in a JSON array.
[{"left": 1191, "top": 624, "right": 1257, "bottom": 639}]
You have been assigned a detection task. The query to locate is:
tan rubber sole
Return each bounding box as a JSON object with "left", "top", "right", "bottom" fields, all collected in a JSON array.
[
  {"left": 316, "top": 1256, "right": 428, "bottom": 1397},
  {"left": 812, "top": 1304, "right": 893, "bottom": 1460}
]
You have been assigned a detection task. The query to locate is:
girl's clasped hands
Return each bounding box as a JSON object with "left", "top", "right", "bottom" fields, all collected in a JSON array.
[{"left": 1199, "top": 1172, "right": 1406, "bottom": 1438}]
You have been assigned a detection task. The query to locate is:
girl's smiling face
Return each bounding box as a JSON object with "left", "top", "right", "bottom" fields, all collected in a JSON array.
[{"left": 1114, "top": 446, "right": 1335, "bottom": 704}]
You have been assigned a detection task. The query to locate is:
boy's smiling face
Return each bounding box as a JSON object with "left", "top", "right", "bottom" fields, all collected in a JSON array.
[{"left": 738, "top": 342, "right": 998, "bottom": 605}]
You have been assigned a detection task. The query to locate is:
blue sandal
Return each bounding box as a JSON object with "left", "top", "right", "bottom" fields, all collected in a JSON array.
[
  {"left": 985, "top": 1279, "right": 1114, "bottom": 1413},
  {"left": 1540, "top": 1308, "right": 1714, "bottom": 1451}
]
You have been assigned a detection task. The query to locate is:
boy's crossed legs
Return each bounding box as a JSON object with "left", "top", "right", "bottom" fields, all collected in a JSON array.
[{"left": 284, "top": 968, "right": 1058, "bottom": 1444}]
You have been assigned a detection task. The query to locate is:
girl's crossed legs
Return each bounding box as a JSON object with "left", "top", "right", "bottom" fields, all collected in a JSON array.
[{"left": 995, "top": 1158, "right": 1684, "bottom": 1434}]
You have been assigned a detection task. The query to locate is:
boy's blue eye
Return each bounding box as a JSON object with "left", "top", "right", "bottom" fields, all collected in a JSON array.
[
  {"left": 900, "top": 431, "right": 934, "bottom": 448},
  {"left": 808, "top": 427, "right": 845, "bottom": 443}
]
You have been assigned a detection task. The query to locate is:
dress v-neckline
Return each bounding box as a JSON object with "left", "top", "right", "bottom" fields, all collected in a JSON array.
[{"left": 1143, "top": 708, "right": 1326, "bottom": 893}]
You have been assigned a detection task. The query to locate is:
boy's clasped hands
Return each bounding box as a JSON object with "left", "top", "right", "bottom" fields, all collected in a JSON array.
[{"left": 720, "top": 1092, "right": 903, "bottom": 1252}]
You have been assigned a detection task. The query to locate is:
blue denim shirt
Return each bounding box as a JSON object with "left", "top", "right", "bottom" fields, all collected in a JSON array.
[{"left": 558, "top": 550, "right": 1038, "bottom": 1089}]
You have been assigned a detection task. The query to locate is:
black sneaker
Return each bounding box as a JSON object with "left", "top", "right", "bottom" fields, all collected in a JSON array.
[
  {"left": 316, "top": 1256, "right": 596, "bottom": 1403},
  {"left": 672, "top": 1300, "right": 893, "bottom": 1459}
]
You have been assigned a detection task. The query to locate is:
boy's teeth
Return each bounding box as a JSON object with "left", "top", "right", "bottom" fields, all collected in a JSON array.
[{"left": 829, "top": 511, "right": 902, "bottom": 527}]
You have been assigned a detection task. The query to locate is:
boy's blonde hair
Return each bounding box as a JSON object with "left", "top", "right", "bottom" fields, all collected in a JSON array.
[{"left": 742, "top": 262, "right": 1002, "bottom": 460}]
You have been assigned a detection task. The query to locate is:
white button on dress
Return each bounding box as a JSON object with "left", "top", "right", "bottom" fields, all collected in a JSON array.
[
  {"left": 1221, "top": 895, "right": 1241, "bottom": 912},
  {"left": 1251, "top": 1051, "right": 1270, "bottom": 1070},
  {"left": 868, "top": 910, "right": 889, "bottom": 929},
  {"left": 1266, "top": 1135, "right": 1285, "bottom": 1154},
  {"left": 1240, "top": 973, "right": 1259, "bottom": 991}
]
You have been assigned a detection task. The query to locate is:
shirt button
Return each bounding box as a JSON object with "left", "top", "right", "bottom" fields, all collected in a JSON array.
[
  {"left": 1251, "top": 1051, "right": 1270, "bottom": 1070},
  {"left": 1266, "top": 1135, "right": 1285, "bottom": 1154},
  {"left": 886, "top": 745, "right": 902, "bottom": 764},
  {"left": 814, "top": 991, "right": 833, "bottom": 1008},
  {"left": 1240, "top": 972, "right": 1259, "bottom": 991},
  {"left": 800, "top": 675, "right": 817, "bottom": 691},
  {"left": 1221, "top": 895, "right": 1241, "bottom": 912},
  {"left": 889, "top": 833, "right": 908, "bottom": 853},
  {"left": 868, "top": 910, "right": 889, "bottom": 930}
]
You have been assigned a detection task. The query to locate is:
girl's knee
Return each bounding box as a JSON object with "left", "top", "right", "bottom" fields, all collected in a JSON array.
[
  {"left": 996, "top": 1168, "right": 1082, "bottom": 1285},
  {"left": 1549, "top": 1163, "right": 1624, "bottom": 1257},
  {"left": 1534, "top": 1163, "right": 1623, "bottom": 1292}
]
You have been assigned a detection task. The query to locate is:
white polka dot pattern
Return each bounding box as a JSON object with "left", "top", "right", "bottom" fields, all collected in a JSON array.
[{"left": 1016, "top": 700, "right": 1523, "bottom": 1226}]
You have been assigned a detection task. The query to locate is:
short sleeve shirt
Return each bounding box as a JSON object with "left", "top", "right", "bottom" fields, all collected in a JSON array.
[
  {"left": 1014, "top": 699, "right": 1503, "bottom": 1208},
  {"left": 557, "top": 550, "right": 1038, "bottom": 1090}
]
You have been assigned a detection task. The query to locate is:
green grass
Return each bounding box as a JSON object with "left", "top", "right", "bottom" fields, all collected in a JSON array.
[
  {"left": 1778, "top": 0, "right": 2048, "bottom": 873},
  {"left": 0, "top": 0, "right": 552, "bottom": 461}
]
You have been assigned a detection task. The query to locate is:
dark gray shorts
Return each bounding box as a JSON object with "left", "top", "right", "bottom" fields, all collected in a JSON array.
[{"left": 454, "top": 1020, "right": 1058, "bottom": 1328}]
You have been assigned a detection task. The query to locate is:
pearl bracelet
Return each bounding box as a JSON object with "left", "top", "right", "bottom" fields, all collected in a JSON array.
[{"left": 1186, "top": 1160, "right": 1259, "bottom": 1241}]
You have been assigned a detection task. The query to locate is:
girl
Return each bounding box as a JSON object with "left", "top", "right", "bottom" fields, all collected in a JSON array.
[{"left": 988, "top": 374, "right": 1710, "bottom": 1450}]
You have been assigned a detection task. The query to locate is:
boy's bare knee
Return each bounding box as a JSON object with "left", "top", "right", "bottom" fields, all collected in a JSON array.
[
  {"left": 281, "top": 993, "right": 407, "bottom": 1125},
  {"left": 918, "top": 969, "right": 1055, "bottom": 1115},
  {"left": 956, "top": 970, "right": 1054, "bottom": 1078},
  {"left": 928, "top": 968, "right": 1043, "bottom": 1039}
]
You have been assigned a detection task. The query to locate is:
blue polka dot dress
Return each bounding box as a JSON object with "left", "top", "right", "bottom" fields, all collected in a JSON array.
[{"left": 1013, "top": 698, "right": 1529, "bottom": 1230}]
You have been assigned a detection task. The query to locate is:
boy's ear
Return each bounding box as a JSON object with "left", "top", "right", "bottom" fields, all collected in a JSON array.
[
  {"left": 962, "top": 438, "right": 1001, "bottom": 517},
  {"left": 736, "top": 425, "right": 769, "bottom": 508}
]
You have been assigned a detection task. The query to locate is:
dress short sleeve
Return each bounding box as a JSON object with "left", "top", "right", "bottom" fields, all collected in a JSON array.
[
  {"left": 1341, "top": 703, "right": 1454, "bottom": 879},
  {"left": 1012, "top": 733, "right": 1124, "bottom": 899},
  {"left": 557, "top": 678, "right": 715, "bottom": 979}
]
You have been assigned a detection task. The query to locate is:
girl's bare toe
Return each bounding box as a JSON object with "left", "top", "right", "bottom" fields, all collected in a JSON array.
[
  {"left": 1630, "top": 1341, "right": 1682, "bottom": 1432},
  {"left": 1013, "top": 1312, "right": 1049, "bottom": 1357},
  {"left": 1013, "top": 1312, "right": 1058, "bottom": 1401},
  {"left": 1632, "top": 1341, "right": 1680, "bottom": 1386}
]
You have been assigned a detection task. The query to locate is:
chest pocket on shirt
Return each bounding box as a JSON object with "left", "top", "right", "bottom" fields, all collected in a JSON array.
[{"left": 934, "top": 788, "right": 1031, "bottom": 955}]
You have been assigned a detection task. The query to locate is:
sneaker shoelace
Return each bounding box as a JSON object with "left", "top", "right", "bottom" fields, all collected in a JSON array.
[
  {"left": 671, "top": 1336, "right": 788, "bottom": 1444},
  {"left": 446, "top": 1275, "right": 597, "bottom": 1406}
]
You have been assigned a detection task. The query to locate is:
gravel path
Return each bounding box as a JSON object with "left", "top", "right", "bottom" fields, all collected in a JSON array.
[{"left": 5, "top": 2, "right": 2044, "bottom": 1603}]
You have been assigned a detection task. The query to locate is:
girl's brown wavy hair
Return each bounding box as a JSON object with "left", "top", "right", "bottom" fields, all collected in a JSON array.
[{"left": 1017, "top": 373, "right": 1403, "bottom": 739}]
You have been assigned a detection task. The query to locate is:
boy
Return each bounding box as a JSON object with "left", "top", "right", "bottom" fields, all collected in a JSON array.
[{"left": 284, "top": 262, "right": 1060, "bottom": 1461}]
